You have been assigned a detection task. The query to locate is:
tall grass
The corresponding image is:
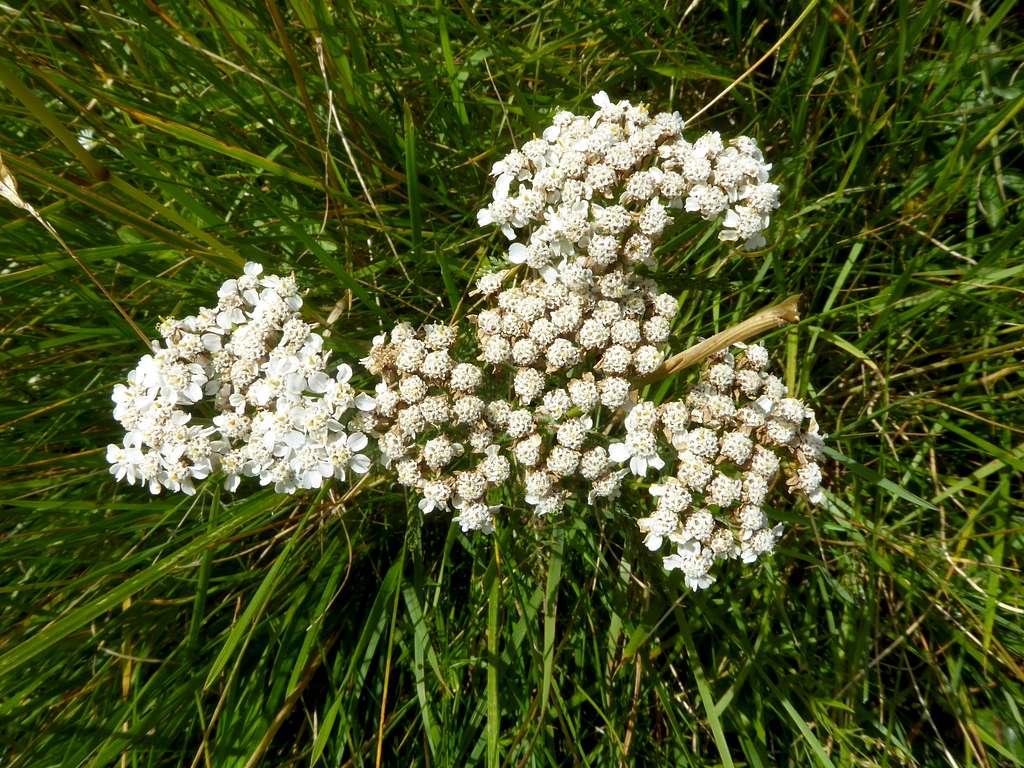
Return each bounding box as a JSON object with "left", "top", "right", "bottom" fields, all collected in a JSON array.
[{"left": 1, "top": 1, "right": 1022, "bottom": 765}]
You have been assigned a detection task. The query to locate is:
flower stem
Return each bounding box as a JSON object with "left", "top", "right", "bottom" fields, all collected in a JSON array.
[{"left": 641, "top": 294, "right": 802, "bottom": 383}]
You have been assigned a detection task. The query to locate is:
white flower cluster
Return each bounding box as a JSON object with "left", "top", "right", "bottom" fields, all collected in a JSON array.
[
  {"left": 106, "top": 263, "right": 374, "bottom": 495},
  {"left": 471, "top": 267, "right": 679, "bottom": 515},
  {"left": 613, "top": 344, "right": 825, "bottom": 591},
  {"left": 359, "top": 322, "right": 510, "bottom": 533},
  {"left": 477, "top": 91, "right": 779, "bottom": 285},
  {"left": 475, "top": 275, "right": 675, "bottom": 391},
  {"left": 359, "top": 308, "right": 642, "bottom": 526},
  {"left": 468, "top": 92, "right": 786, "bottom": 529},
  {"left": 104, "top": 92, "right": 828, "bottom": 597}
]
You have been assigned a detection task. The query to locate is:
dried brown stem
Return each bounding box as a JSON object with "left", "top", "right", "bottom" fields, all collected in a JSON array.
[
  {"left": 1, "top": 151, "right": 150, "bottom": 347},
  {"left": 640, "top": 294, "right": 802, "bottom": 384}
]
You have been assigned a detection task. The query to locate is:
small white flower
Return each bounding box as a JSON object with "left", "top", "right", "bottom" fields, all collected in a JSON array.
[
  {"left": 608, "top": 430, "right": 664, "bottom": 477},
  {"left": 452, "top": 499, "right": 499, "bottom": 534},
  {"left": 106, "top": 443, "right": 144, "bottom": 486},
  {"left": 663, "top": 541, "right": 715, "bottom": 591},
  {"left": 636, "top": 504, "right": 678, "bottom": 551},
  {"left": 419, "top": 480, "right": 452, "bottom": 514}
]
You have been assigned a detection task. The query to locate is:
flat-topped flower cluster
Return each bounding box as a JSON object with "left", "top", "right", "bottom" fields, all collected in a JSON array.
[
  {"left": 628, "top": 343, "right": 825, "bottom": 590},
  {"left": 106, "top": 93, "right": 824, "bottom": 591},
  {"left": 106, "top": 263, "right": 374, "bottom": 496},
  {"left": 357, "top": 322, "right": 509, "bottom": 533},
  {"left": 477, "top": 90, "right": 779, "bottom": 274}
]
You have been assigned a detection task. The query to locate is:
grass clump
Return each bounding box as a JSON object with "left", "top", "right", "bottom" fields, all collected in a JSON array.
[{"left": 1, "top": 1, "right": 1023, "bottom": 766}]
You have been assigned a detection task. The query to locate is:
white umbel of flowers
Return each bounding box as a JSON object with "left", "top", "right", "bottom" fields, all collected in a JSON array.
[
  {"left": 106, "top": 263, "right": 374, "bottom": 495},
  {"left": 623, "top": 343, "right": 826, "bottom": 591},
  {"left": 477, "top": 91, "right": 780, "bottom": 293},
  {"left": 104, "top": 92, "right": 829, "bottom": 599}
]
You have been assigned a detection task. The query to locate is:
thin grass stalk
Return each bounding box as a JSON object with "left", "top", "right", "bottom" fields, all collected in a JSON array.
[{"left": 0, "top": 60, "right": 108, "bottom": 181}]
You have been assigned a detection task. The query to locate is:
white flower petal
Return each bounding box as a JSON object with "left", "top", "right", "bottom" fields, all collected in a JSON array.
[
  {"left": 608, "top": 442, "right": 630, "bottom": 463},
  {"left": 494, "top": 174, "right": 512, "bottom": 201},
  {"left": 663, "top": 554, "right": 684, "bottom": 571},
  {"left": 285, "top": 372, "right": 306, "bottom": 394},
  {"left": 630, "top": 455, "right": 648, "bottom": 477},
  {"left": 644, "top": 533, "right": 663, "bottom": 551},
  {"left": 335, "top": 364, "right": 353, "bottom": 384},
  {"left": 508, "top": 243, "right": 529, "bottom": 264},
  {"left": 308, "top": 371, "right": 331, "bottom": 393}
]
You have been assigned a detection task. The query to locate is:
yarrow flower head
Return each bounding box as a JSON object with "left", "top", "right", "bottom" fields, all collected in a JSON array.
[
  {"left": 627, "top": 343, "right": 827, "bottom": 591},
  {"left": 476, "top": 90, "right": 779, "bottom": 293},
  {"left": 106, "top": 263, "right": 374, "bottom": 495},
  {"left": 358, "top": 322, "right": 515, "bottom": 533},
  {"left": 104, "top": 91, "right": 829, "bottom": 599}
]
